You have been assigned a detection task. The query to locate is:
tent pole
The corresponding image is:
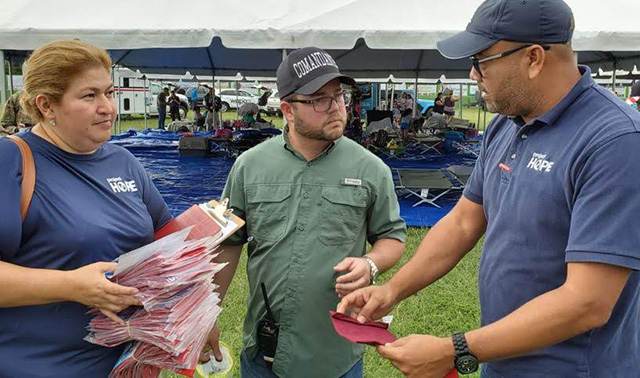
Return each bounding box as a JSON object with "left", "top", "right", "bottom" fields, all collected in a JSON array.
[
  {"left": 8, "top": 58, "right": 14, "bottom": 95},
  {"left": 459, "top": 83, "right": 463, "bottom": 118},
  {"left": 412, "top": 73, "right": 418, "bottom": 118},
  {"left": 282, "top": 49, "right": 288, "bottom": 127},
  {"left": 0, "top": 50, "right": 6, "bottom": 106},
  {"left": 390, "top": 85, "right": 395, "bottom": 112},
  {"left": 143, "top": 75, "right": 148, "bottom": 130},
  {"left": 212, "top": 69, "right": 217, "bottom": 128},
  {"left": 476, "top": 93, "right": 481, "bottom": 129},
  {"left": 612, "top": 60, "right": 617, "bottom": 94},
  {"left": 116, "top": 67, "right": 121, "bottom": 134},
  {"left": 235, "top": 80, "right": 239, "bottom": 120},
  {"left": 110, "top": 66, "right": 115, "bottom": 134}
]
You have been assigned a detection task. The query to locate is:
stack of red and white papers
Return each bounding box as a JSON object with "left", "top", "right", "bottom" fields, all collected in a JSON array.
[{"left": 85, "top": 204, "right": 242, "bottom": 378}]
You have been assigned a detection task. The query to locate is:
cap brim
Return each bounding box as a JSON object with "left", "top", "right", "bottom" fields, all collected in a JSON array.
[
  {"left": 436, "top": 31, "right": 498, "bottom": 60},
  {"left": 295, "top": 72, "right": 356, "bottom": 96}
]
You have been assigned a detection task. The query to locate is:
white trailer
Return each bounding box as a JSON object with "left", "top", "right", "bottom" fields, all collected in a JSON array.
[{"left": 113, "top": 68, "right": 190, "bottom": 118}]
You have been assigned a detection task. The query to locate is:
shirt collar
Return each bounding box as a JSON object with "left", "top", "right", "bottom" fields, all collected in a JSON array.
[
  {"left": 536, "top": 65, "right": 594, "bottom": 126},
  {"left": 511, "top": 65, "right": 594, "bottom": 128}
]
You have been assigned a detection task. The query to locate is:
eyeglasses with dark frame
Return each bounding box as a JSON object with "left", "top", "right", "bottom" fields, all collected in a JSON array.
[
  {"left": 470, "top": 44, "right": 550, "bottom": 77},
  {"left": 287, "top": 91, "right": 352, "bottom": 113}
]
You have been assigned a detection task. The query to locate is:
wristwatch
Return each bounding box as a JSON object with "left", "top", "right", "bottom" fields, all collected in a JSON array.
[
  {"left": 452, "top": 332, "right": 479, "bottom": 374},
  {"left": 362, "top": 256, "right": 379, "bottom": 285}
]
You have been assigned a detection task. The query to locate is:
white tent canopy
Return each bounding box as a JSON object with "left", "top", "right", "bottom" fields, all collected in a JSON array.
[{"left": 1, "top": 0, "right": 640, "bottom": 103}]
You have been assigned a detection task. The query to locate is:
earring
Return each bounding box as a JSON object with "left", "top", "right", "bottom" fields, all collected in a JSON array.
[{"left": 49, "top": 119, "right": 56, "bottom": 126}]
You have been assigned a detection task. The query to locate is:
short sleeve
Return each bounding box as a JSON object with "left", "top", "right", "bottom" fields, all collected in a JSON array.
[
  {"left": 565, "top": 132, "right": 640, "bottom": 270},
  {"left": 0, "top": 139, "right": 25, "bottom": 260},
  {"left": 367, "top": 165, "right": 406, "bottom": 245},
  {"left": 220, "top": 161, "right": 248, "bottom": 245}
]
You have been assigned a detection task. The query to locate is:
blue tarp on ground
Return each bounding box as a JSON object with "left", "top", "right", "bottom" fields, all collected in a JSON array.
[{"left": 111, "top": 130, "right": 479, "bottom": 228}]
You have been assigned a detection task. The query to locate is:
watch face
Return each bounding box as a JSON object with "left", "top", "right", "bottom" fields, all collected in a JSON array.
[{"left": 456, "top": 355, "right": 479, "bottom": 374}]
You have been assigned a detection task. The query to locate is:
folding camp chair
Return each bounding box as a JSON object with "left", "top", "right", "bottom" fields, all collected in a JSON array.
[
  {"left": 409, "top": 135, "right": 443, "bottom": 155},
  {"left": 446, "top": 165, "right": 473, "bottom": 186},
  {"left": 452, "top": 141, "right": 480, "bottom": 157},
  {"left": 395, "top": 169, "right": 462, "bottom": 208}
]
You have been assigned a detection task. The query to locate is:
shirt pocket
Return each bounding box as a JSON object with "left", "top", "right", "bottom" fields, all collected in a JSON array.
[
  {"left": 319, "top": 186, "right": 368, "bottom": 246},
  {"left": 246, "top": 185, "right": 292, "bottom": 242}
]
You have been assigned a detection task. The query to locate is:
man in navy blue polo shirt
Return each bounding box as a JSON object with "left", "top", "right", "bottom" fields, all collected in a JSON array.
[{"left": 338, "top": 1, "right": 640, "bottom": 377}]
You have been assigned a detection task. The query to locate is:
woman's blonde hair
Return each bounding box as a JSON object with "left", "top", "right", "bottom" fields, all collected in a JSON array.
[{"left": 20, "top": 40, "right": 112, "bottom": 122}]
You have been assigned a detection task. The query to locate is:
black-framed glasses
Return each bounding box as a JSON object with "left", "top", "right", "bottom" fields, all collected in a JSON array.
[
  {"left": 288, "top": 91, "right": 352, "bottom": 112},
  {"left": 470, "top": 44, "right": 550, "bottom": 77}
]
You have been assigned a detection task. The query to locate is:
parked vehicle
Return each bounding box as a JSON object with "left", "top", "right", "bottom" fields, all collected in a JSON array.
[
  {"left": 112, "top": 71, "right": 190, "bottom": 118},
  {"left": 264, "top": 91, "right": 282, "bottom": 116},
  {"left": 218, "top": 89, "right": 260, "bottom": 112}
]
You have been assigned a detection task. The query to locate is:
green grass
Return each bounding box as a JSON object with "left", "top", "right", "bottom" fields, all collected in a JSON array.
[{"left": 206, "top": 229, "right": 483, "bottom": 378}]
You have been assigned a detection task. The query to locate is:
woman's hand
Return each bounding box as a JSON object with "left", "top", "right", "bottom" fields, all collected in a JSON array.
[{"left": 66, "top": 262, "right": 141, "bottom": 324}]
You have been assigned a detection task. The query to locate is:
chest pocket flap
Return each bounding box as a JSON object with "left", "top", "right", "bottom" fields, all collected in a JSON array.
[
  {"left": 246, "top": 185, "right": 292, "bottom": 242},
  {"left": 320, "top": 187, "right": 368, "bottom": 245}
]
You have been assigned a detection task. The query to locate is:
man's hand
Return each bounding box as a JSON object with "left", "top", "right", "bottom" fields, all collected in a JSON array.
[
  {"left": 336, "top": 284, "right": 397, "bottom": 323},
  {"left": 334, "top": 257, "right": 371, "bottom": 297},
  {"left": 377, "top": 334, "right": 455, "bottom": 378},
  {"left": 200, "top": 323, "right": 223, "bottom": 363},
  {"left": 66, "top": 262, "right": 141, "bottom": 324}
]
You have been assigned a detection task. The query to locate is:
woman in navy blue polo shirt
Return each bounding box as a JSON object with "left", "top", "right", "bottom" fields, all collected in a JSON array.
[{"left": 0, "top": 40, "right": 173, "bottom": 377}]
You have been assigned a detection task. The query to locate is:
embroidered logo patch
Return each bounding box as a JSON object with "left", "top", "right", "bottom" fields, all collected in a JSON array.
[
  {"left": 526, "top": 152, "right": 554, "bottom": 173},
  {"left": 107, "top": 177, "right": 138, "bottom": 193}
]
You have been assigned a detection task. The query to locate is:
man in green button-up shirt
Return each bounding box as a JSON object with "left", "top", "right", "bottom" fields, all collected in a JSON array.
[{"left": 202, "top": 47, "right": 406, "bottom": 377}]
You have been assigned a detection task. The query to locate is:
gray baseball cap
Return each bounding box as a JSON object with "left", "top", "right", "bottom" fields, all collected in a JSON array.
[
  {"left": 277, "top": 47, "right": 355, "bottom": 99},
  {"left": 437, "top": 0, "right": 574, "bottom": 60}
]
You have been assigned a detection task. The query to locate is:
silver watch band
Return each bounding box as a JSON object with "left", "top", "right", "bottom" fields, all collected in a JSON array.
[{"left": 362, "top": 256, "right": 379, "bottom": 285}]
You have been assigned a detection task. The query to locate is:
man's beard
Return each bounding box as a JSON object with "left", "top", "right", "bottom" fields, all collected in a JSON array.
[
  {"left": 293, "top": 113, "right": 346, "bottom": 142},
  {"left": 482, "top": 71, "right": 536, "bottom": 117}
]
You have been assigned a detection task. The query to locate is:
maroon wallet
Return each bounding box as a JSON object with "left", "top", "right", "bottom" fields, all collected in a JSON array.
[
  {"left": 329, "top": 311, "right": 396, "bottom": 346},
  {"left": 329, "top": 311, "right": 460, "bottom": 378}
]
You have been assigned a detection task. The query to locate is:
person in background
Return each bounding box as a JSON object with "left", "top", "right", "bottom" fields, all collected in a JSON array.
[
  {"left": 0, "top": 39, "right": 172, "bottom": 378},
  {"left": 338, "top": 1, "right": 640, "bottom": 377},
  {"left": 405, "top": 93, "right": 414, "bottom": 113},
  {"left": 193, "top": 105, "right": 205, "bottom": 129},
  {"left": 398, "top": 92, "right": 408, "bottom": 112},
  {"left": 204, "top": 86, "right": 222, "bottom": 129},
  {"left": 443, "top": 88, "right": 459, "bottom": 121},
  {"left": 190, "top": 85, "right": 199, "bottom": 110},
  {"left": 168, "top": 89, "right": 181, "bottom": 122},
  {"left": 400, "top": 108, "right": 412, "bottom": 142},
  {"left": 631, "top": 79, "right": 640, "bottom": 97},
  {"left": 432, "top": 92, "right": 445, "bottom": 115},
  {"left": 242, "top": 109, "right": 256, "bottom": 127},
  {"left": 157, "top": 87, "right": 169, "bottom": 129},
  {"left": 1, "top": 91, "right": 34, "bottom": 136}
]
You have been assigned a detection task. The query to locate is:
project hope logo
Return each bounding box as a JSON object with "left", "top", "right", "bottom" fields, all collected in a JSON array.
[
  {"left": 526, "top": 152, "right": 555, "bottom": 173},
  {"left": 107, "top": 177, "right": 138, "bottom": 193}
]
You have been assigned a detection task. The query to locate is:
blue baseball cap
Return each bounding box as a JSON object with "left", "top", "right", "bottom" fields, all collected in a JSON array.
[{"left": 437, "top": 0, "right": 574, "bottom": 59}]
